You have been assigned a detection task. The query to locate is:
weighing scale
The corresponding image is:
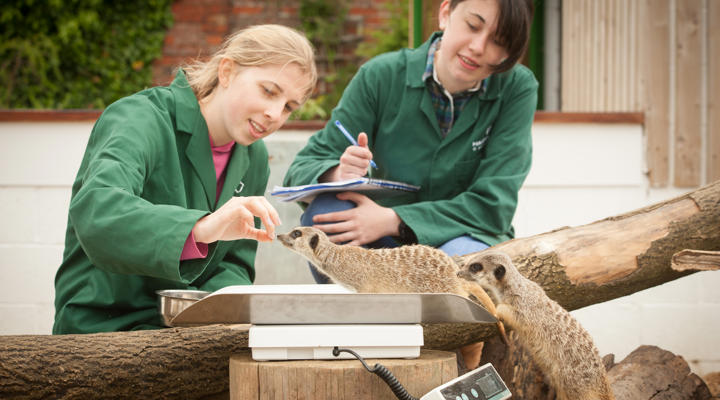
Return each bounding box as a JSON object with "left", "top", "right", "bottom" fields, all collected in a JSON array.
[{"left": 159, "top": 284, "right": 512, "bottom": 399}]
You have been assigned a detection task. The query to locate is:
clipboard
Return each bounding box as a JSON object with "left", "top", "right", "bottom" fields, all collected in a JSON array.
[{"left": 270, "top": 177, "right": 420, "bottom": 202}]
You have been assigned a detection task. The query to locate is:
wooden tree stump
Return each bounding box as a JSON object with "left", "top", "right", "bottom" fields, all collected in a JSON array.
[{"left": 229, "top": 350, "right": 457, "bottom": 399}]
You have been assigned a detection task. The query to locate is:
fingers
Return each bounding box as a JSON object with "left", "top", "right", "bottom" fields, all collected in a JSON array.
[
  {"left": 244, "top": 226, "right": 275, "bottom": 242},
  {"left": 253, "top": 196, "right": 282, "bottom": 239},
  {"left": 339, "top": 147, "right": 372, "bottom": 175},
  {"left": 338, "top": 156, "right": 369, "bottom": 179},
  {"left": 312, "top": 208, "right": 354, "bottom": 224},
  {"left": 357, "top": 132, "right": 369, "bottom": 147},
  {"left": 335, "top": 191, "right": 370, "bottom": 204},
  {"left": 312, "top": 223, "right": 360, "bottom": 245},
  {"left": 312, "top": 192, "right": 371, "bottom": 221},
  {"left": 310, "top": 193, "right": 379, "bottom": 245},
  {"left": 242, "top": 196, "right": 282, "bottom": 239},
  {"left": 338, "top": 134, "right": 373, "bottom": 178},
  {"left": 313, "top": 219, "right": 355, "bottom": 234},
  {"left": 212, "top": 196, "right": 282, "bottom": 242}
]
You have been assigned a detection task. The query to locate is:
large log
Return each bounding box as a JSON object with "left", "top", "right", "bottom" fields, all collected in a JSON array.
[
  {"left": 2, "top": 181, "right": 720, "bottom": 399},
  {"left": 463, "top": 180, "right": 720, "bottom": 312},
  {"left": 0, "top": 325, "right": 250, "bottom": 399}
]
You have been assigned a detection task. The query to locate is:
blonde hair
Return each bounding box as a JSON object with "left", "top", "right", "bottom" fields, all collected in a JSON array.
[{"left": 184, "top": 24, "right": 317, "bottom": 102}]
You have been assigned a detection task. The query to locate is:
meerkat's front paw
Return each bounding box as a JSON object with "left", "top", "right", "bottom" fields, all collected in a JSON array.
[
  {"left": 496, "top": 320, "right": 509, "bottom": 346},
  {"left": 460, "top": 341, "right": 484, "bottom": 370}
]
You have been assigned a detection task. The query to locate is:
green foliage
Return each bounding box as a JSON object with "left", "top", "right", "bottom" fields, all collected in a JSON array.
[
  {"left": 1, "top": 0, "right": 173, "bottom": 109},
  {"left": 355, "top": 0, "right": 409, "bottom": 60},
  {"left": 298, "top": 0, "right": 347, "bottom": 65},
  {"left": 291, "top": 97, "right": 327, "bottom": 121},
  {"left": 292, "top": 0, "right": 409, "bottom": 120}
]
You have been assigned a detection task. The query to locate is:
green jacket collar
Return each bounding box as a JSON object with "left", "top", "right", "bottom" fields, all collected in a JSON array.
[
  {"left": 406, "top": 31, "right": 502, "bottom": 100},
  {"left": 170, "top": 69, "right": 207, "bottom": 134},
  {"left": 169, "top": 70, "right": 216, "bottom": 207},
  {"left": 168, "top": 70, "right": 252, "bottom": 209}
]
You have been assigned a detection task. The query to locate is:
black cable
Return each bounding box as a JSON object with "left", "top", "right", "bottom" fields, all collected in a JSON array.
[{"left": 333, "top": 347, "right": 419, "bottom": 400}]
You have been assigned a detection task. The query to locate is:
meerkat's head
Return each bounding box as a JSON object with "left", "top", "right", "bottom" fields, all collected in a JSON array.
[
  {"left": 277, "top": 226, "right": 328, "bottom": 262},
  {"left": 457, "top": 251, "right": 514, "bottom": 300}
]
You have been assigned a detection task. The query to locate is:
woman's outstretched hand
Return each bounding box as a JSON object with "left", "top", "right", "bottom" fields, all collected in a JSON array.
[{"left": 192, "top": 196, "right": 281, "bottom": 243}]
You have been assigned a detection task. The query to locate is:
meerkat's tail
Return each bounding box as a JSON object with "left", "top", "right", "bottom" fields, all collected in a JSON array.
[{"left": 461, "top": 281, "right": 510, "bottom": 346}]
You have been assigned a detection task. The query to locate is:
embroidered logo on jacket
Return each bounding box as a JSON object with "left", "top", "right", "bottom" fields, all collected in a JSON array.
[
  {"left": 472, "top": 125, "right": 492, "bottom": 152},
  {"left": 234, "top": 181, "right": 245, "bottom": 195}
]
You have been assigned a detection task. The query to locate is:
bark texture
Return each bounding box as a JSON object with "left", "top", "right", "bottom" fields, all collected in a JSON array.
[
  {"left": 2, "top": 182, "right": 720, "bottom": 398},
  {"left": 0, "top": 325, "right": 250, "bottom": 399},
  {"left": 672, "top": 249, "right": 720, "bottom": 271},
  {"left": 607, "top": 345, "right": 713, "bottom": 400}
]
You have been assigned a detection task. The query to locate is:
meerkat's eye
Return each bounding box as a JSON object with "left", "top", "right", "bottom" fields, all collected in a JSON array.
[
  {"left": 494, "top": 265, "right": 506, "bottom": 280},
  {"left": 290, "top": 230, "right": 302, "bottom": 239},
  {"left": 469, "top": 263, "right": 483, "bottom": 273}
]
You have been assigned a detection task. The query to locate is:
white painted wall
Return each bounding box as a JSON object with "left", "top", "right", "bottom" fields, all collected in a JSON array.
[{"left": 0, "top": 120, "right": 718, "bottom": 376}]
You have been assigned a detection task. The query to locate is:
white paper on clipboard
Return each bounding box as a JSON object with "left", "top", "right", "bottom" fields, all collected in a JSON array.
[{"left": 270, "top": 177, "right": 420, "bottom": 202}]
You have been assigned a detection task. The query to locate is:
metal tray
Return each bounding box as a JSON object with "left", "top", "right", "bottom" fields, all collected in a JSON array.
[
  {"left": 158, "top": 286, "right": 496, "bottom": 327},
  {"left": 156, "top": 289, "right": 210, "bottom": 326}
]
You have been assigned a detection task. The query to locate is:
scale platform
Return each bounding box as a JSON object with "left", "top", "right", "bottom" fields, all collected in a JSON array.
[
  {"left": 162, "top": 284, "right": 497, "bottom": 326},
  {"left": 159, "top": 285, "right": 497, "bottom": 361}
]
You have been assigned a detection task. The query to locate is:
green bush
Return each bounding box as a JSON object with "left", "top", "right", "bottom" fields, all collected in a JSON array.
[{"left": 0, "top": 0, "right": 173, "bottom": 109}]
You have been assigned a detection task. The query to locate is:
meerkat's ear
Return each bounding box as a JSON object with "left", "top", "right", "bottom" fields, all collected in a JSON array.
[
  {"left": 309, "top": 234, "right": 319, "bottom": 250},
  {"left": 494, "top": 265, "right": 506, "bottom": 281},
  {"left": 451, "top": 255, "right": 465, "bottom": 266}
]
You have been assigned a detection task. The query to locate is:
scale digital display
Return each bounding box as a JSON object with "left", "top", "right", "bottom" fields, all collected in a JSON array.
[{"left": 436, "top": 365, "right": 509, "bottom": 400}]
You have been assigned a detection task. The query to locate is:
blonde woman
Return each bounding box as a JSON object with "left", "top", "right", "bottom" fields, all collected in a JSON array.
[{"left": 54, "top": 25, "right": 317, "bottom": 334}]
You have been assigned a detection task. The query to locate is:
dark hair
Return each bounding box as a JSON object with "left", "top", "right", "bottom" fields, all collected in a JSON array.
[{"left": 449, "top": 0, "right": 534, "bottom": 73}]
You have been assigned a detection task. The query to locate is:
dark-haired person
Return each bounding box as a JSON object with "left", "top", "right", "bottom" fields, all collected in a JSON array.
[{"left": 282, "top": 0, "right": 536, "bottom": 368}]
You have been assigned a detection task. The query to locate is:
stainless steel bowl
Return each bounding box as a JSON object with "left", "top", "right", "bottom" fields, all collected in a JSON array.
[{"left": 157, "top": 289, "right": 210, "bottom": 326}]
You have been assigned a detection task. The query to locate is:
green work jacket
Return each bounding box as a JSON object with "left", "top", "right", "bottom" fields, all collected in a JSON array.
[
  {"left": 283, "top": 32, "right": 538, "bottom": 247},
  {"left": 53, "top": 70, "right": 269, "bottom": 334}
]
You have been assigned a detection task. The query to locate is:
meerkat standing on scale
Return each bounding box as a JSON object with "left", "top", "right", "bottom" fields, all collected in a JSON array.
[
  {"left": 457, "top": 251, "right": 615, "bottom": 400},
  {"left": 277, "top": 226, "right": 509, "bottom": 358}
]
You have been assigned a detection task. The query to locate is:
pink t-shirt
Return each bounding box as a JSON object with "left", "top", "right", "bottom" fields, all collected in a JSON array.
[{"left": 180, "top": 137, "right": 235, "bottom": 260}]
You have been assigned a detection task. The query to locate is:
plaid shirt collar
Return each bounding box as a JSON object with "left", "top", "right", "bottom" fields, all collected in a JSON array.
[{"left": 423, "top": 37, "right": 486, "bottom": 137}]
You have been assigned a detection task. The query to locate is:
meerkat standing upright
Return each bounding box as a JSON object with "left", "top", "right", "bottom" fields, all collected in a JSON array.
[
  {"left": 457, "top": 250, "right": 615, "bottom": 400},
  {"left": 276, "top": 226, "right": 508, "bottom": 346}
]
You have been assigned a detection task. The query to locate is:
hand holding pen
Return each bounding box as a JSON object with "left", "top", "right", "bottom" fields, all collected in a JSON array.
[{"left": 334, "top": 120, "right": 378, "bottom": 169}]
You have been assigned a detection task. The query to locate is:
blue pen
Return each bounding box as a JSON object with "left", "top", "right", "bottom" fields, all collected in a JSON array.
[{"left": 334, "top": 120, "right": 378, "bottom": 169}]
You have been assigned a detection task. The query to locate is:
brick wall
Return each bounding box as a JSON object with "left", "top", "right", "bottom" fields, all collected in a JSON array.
[{"left": 153, "top": 0, "right": 395, "bottom": 95}]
